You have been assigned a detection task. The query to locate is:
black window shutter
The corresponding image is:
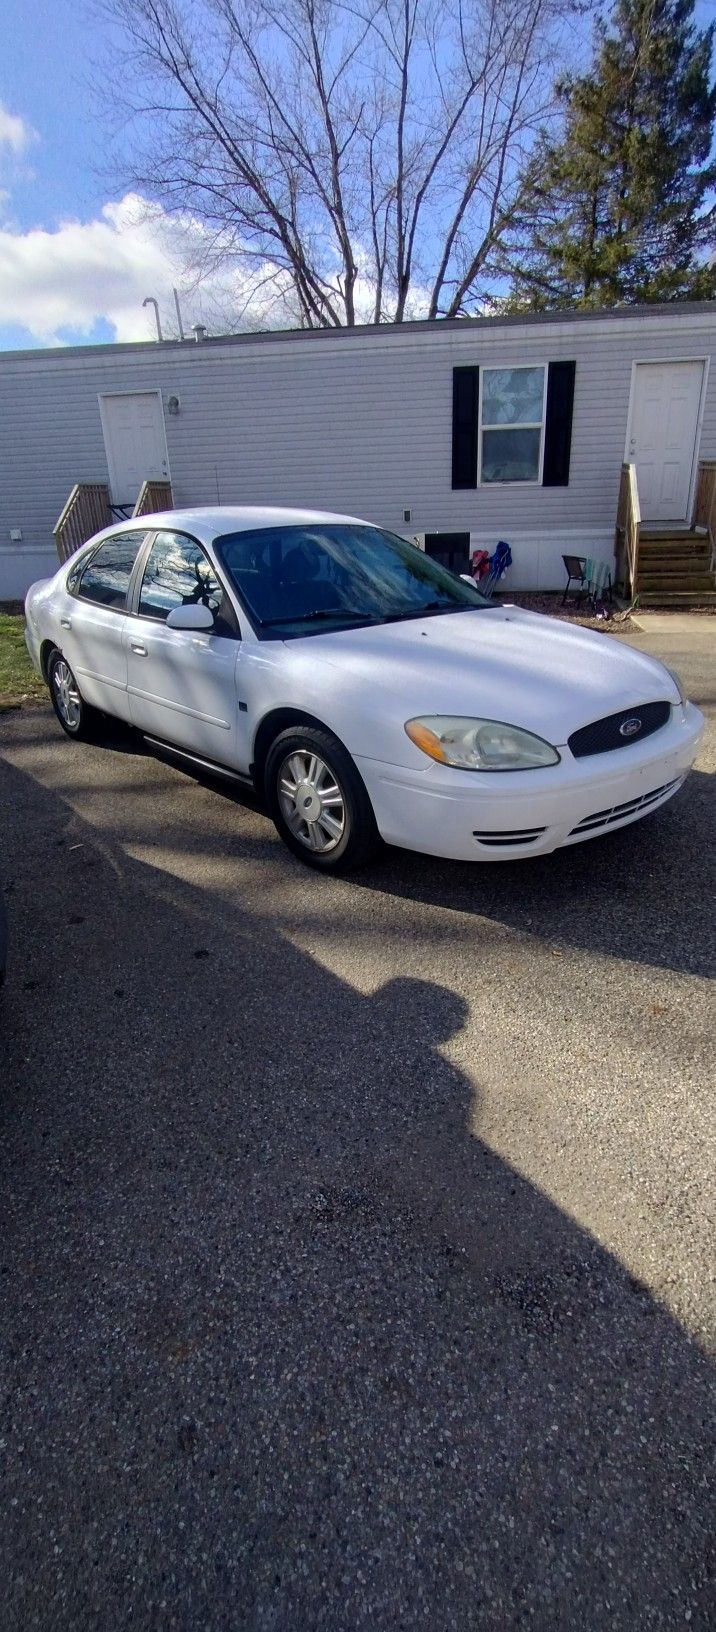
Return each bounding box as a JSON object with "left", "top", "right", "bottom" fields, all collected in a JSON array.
[
  {"left": 543, "top": 361, "right": 576, "bottom": 486},
  {"left": 452, "top": 366, "right": 479, "bottom": 489}
]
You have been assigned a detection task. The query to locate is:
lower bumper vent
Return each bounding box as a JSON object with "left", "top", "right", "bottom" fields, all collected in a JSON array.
[
  {"left": 569, "top": 777, "right": 684, "bottom": 837},
  {"left": 474, "top": 827, "right": 547, "bottom": 847}
]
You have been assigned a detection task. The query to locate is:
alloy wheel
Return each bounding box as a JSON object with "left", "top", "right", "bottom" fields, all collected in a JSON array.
[
  {"left": 52, "top": 659, "right": 82, "bottom": 730},
  {"left": 277, "top": 750, "right": 346, "bottom": 853}
]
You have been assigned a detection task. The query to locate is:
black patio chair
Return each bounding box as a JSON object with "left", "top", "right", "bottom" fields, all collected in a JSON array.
[{"left": 562, "top": 554, "right": 588, "bottom": 606}]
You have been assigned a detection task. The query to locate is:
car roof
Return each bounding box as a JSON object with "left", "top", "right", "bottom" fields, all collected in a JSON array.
[{"left": 104, "top": 505, "right": 370, "bottom": 545}]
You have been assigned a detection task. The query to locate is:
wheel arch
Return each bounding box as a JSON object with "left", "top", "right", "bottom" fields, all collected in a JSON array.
[
  {"left": 252, "top": 707, "right": 339, "bottom": 791},
  {"left": 40, "top": 639, "right": 59, "bottom": 680}
]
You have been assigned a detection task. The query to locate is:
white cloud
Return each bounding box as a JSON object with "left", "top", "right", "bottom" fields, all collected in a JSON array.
[
  {"left": 0, "top": 190, "right": 431, "bottom": 345},
  {"left": 0, "top": 193, "right": 303, "bottom": 344},
  {"left": 0, "top": 103, "right": 35, "bottom": 155}
]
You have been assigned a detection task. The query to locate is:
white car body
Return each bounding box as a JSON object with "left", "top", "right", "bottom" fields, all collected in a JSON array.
[{"left": 25, "top": 506, "right": 704, "bottom": 863}]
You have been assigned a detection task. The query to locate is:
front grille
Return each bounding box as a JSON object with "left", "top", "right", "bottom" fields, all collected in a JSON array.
[
  {"left": 473, "top": 827, "right": 546, "bottom": 847},
  {"left": 568, "top": 701, "right": 671, "bottom": 759},
  {"left": 569, "top": 777, "right": 684, "bottom": 837}
]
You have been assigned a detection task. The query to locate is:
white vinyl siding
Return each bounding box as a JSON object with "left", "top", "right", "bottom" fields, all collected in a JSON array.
[{"left": 0, "top": 305, "right": 714, "bottom": 595}]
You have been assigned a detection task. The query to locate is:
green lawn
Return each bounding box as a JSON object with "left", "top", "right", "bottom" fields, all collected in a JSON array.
[{"left": 0, "top": 613, "right": 47, "bottom": 709}]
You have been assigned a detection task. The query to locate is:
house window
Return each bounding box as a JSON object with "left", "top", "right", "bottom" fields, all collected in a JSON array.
[{"left": 480, "top": 366, "right": 546, "bottom": 484}]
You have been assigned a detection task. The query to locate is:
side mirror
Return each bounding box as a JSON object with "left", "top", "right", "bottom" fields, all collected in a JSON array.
[{"left": 166, "top": 603, "right": 215, "bottom": 632}]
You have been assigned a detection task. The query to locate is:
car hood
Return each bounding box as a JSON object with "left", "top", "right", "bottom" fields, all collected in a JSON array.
[{"left": 294, "top": 608, "right": 677, "bottom": 745}]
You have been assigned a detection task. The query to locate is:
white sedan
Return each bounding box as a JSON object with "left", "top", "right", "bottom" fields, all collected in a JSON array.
[{"left": 25, "top": 506, "right": 703, "bottom": 872}]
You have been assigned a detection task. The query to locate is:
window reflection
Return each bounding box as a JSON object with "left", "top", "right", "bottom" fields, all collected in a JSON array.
[
  {"left": 139, "top": 532, "right": 224, "bottom": 622},
  {"left": 77, "top": 534, "right": 145, "bottom": 609},
  {"left": 216, "top": 523, "right": 489, "bottom": 634},
  {"left": 481, "top": 366, "right": 545, "bottom": 483}
]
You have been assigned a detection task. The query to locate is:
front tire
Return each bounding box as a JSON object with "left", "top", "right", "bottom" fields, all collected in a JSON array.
[
  {"left": 47, "top": 649, "right": 101, "bottom": 741},
  {"left": 265, "top": 726, "right": 380, "bottom": 873}
]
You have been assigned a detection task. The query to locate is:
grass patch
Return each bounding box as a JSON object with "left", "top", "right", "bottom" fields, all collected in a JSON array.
[{"left": 0, "top": 614, "right": 47, "bottom": 710}]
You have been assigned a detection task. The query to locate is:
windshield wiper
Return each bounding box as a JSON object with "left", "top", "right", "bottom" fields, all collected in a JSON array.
[
  {"left": 377, "top": 600, "right": 475, "bottom": 623},
  {"left": 259, "top": 608, "right": 372, "bottom": 627},
  {"left": 260, "top": 600, "right": 483, "bottom": 629}
]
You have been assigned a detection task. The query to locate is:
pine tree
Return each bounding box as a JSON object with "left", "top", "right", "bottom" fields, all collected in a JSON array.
[{"left": 508, "top": 0, "right": 716, "bottom": 308}]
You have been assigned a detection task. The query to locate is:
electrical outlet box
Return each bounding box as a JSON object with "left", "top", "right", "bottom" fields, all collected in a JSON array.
[{"left": 10, "top": 528, "right": 22, "bottom": 542}]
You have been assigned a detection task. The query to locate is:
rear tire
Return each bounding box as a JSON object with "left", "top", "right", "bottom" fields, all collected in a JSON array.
[
  {"left": 47, "top": 649, "right": 102, "bottom": 742},
  {"left": 265, "top": 725, "right": 380, "bottom": 873}
]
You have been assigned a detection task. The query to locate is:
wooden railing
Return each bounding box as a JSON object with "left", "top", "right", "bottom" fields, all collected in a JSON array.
[
  {"left": 693, "top": 460, "right": 716, "bottom": 568},
  {"left": 53, "top": 483, "right": 111, "bottom": 563},
  {"left": 133, "top": 479, "right": 173, "bottom": 518},
  {"left": 615, "top": 461, "right": 641, "bottom": 599}
]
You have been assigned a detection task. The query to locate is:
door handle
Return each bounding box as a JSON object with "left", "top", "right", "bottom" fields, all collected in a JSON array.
[
  {"left": 60, "top": 617, "right": 72, "bottom": 629},
  {"left": 130, "top": 642, "right": 148, "bottom": 656}
]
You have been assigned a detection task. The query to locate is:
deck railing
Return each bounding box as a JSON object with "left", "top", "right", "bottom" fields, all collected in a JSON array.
[
  {"left": 133, "top": 479, "right": 173, "bottom": 518},
  {"left": 53, "top": 483, "right": 111, "bottom": 563},
  {"left": 615, "top": 461, "right": 641, "bottom": 598},
  {"left": 693, "top": 460, "right": 716, "bottom": 570}
]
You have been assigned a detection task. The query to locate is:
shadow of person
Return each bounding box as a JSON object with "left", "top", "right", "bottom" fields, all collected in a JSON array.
[{"left": 0, "top": 754, "right": 713, "bottom": 1632}]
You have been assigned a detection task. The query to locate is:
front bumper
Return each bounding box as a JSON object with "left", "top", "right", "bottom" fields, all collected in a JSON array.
[{"left": 356, "top": 702, "right": 704, "bottom": 861}]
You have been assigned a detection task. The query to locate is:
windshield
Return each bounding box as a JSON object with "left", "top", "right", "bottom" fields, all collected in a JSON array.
[{"left": 214, "top": 523, "right": 491, "bottom": 636}]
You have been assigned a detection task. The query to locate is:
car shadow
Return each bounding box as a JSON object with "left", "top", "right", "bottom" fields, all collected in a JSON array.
[
  {"left": 351, "top": 766, "right": 715, "bottom": 980},
  {"left": 0, "top": 755, "right": 713, "bottom": 1630},
  {"left": 7, "top": 709, "right": 714, "bottom": 981}
]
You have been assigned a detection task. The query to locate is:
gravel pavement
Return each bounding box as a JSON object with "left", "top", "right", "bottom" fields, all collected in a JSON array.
[{"left": 1, "top": 622, "right": 714, "bottom": 1630}]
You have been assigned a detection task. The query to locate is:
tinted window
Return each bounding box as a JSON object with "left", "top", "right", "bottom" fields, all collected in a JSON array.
[
  {"left": 215, "top": 523, "right": 490, "bottom": 636},
  {"left": 66, "top": 546, "right": 95, "bottom": 595},
  {"left": 138, "top": 531, "right": 233, "bottom": 632},
  {"left": 76, "top": 533, "right": 145, "bottom": 610}
]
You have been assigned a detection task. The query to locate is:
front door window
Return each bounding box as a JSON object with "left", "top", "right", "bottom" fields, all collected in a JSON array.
[{"left": 137, "top": 532, "right": 235, "bottom": 635}]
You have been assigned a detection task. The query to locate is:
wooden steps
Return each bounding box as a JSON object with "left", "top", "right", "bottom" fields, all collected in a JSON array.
[
  {"left": 638, "top": 590, "right": 716, "bottom": 606},
  {"left": 617, "top": 463, "right": 716, "bottom": 607},
  {"left": 639, "top": 526, "right": 708, "bottom": 541},
  {"left": 634, "top": 526, "right": 715, "bottom": 605}
]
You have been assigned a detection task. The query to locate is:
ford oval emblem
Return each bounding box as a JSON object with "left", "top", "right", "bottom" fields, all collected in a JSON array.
[{"left": 620, "top": 717, "right": 642, "bottom": 738}]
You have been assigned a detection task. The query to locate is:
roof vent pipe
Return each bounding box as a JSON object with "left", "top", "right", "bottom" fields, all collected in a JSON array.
[
  {"left": 142, "top": 296, "right": 163, "bottom": 341},
  {"left": 173, "top": 287, "right": 185, "bottom": 341},
  {"left": 191, "top": 323, "right": 208, "bottom": 343}
]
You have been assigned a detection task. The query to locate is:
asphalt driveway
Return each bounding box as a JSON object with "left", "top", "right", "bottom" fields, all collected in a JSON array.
[{"left": 1, "top": 621, "right": 714, "bottom": 1630}]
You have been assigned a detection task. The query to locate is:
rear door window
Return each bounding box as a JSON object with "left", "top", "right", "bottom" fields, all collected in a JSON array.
[{"left": 75, "top": 533, "right": 146, "bottom": 610}]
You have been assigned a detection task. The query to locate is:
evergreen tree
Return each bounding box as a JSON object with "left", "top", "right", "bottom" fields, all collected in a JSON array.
[{"left": 508, "top": 0, "right": 716, "bottom": 307}]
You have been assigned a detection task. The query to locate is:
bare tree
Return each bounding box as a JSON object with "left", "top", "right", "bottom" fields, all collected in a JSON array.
[{"left": 102, "top": 0, "right": 584, "bottom": 325}]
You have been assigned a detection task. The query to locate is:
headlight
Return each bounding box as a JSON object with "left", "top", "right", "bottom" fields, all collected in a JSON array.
[
  {"left": 663, "top": 664, "right": 687, "bottom": 706},
  {"left": 404, "top": 716, "right": 560, "bottom": 771}
]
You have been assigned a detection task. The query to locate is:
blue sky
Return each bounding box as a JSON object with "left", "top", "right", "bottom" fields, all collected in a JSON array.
[
  {"left": 3, "top": 0, "right": 107, "bottom": 229},
  {"left": 1, "top": 0, "right": 118, "bottom": 347},
  {"left": 0, "top": 0, "right": 251, "bottom": 348},
  {"left": 1, "top": 0, "right": 715, "bottom": 350}
]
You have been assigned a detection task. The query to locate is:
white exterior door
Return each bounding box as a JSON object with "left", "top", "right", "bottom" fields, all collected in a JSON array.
[
  {"left": 100, "top": 392, "right": 169, "bottom": 505},
  {"left": 627, "top": 362, "right": 704, "bottom": 524}
]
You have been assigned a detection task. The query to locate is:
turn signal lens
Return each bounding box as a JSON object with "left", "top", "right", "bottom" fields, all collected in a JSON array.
[
  {"left": 404, "top": 721, "right": 449, "bottom": 762},
  {"left": 404, "top": 716, "right": 560, "bottom": 771}
]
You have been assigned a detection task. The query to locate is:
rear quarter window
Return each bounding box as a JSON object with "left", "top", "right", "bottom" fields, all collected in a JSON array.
[{"left": 66, "top": 547, "right": 95, "bottom": 595}]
